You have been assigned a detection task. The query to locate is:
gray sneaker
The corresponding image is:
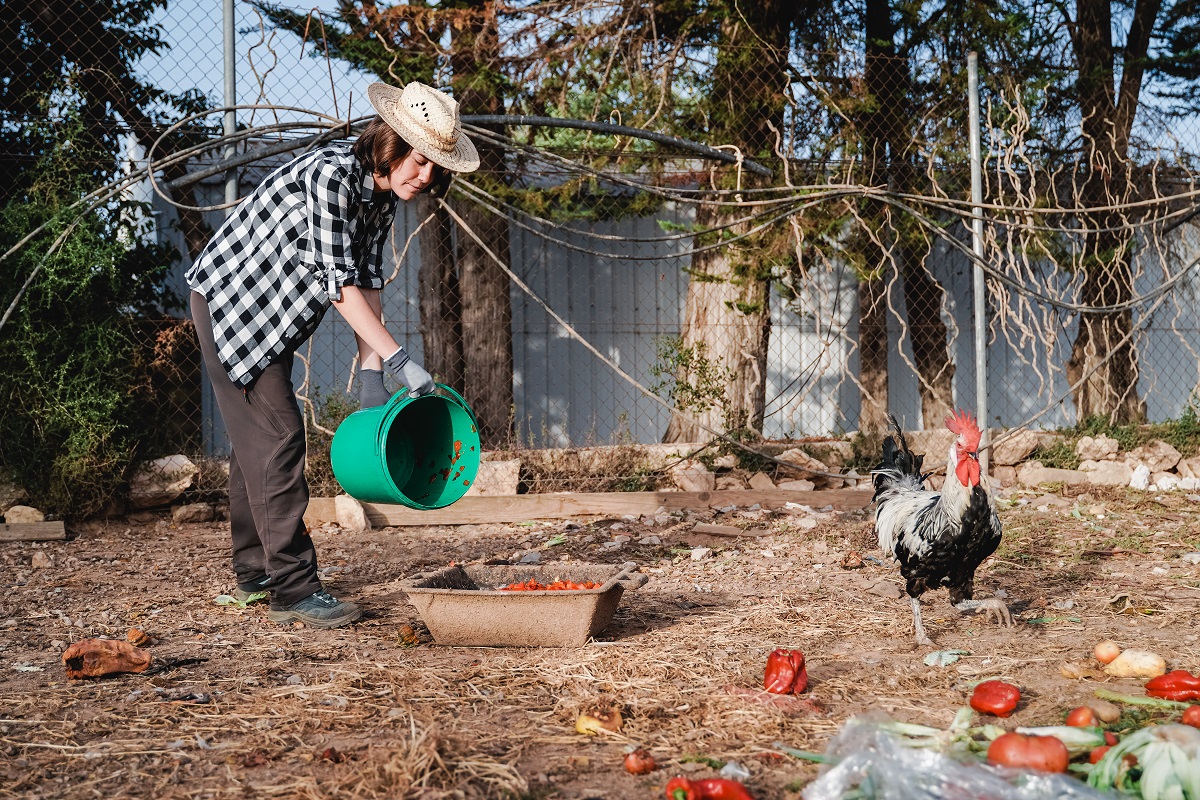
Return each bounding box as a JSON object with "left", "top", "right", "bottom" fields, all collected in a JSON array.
[
  {"left": 267, "top": 590, "right": 362, "bottom": 629},
  {"left": 233, "top": 575, "right": 271, "bottom": 605}
]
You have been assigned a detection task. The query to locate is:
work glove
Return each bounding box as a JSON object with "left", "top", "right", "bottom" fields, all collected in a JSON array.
[
  {"left": 383, "top": 347, "right": 436, "bottom": 398},
  {"left": 358, "top": 368, "right": 392, "bottom": 409}
]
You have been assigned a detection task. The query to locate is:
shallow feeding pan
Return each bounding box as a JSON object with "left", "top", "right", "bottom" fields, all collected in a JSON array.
[{"left": 400, "top": 561, "right": 648, "bottom": 647}]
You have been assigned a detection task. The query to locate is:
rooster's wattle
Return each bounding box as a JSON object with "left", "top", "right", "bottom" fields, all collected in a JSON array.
[{"left": 871, "top": 410, "right": 1010, "bottom": 646}]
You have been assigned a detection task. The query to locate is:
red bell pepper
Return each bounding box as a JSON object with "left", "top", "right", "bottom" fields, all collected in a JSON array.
[
  {"left": 969, "top": 679, "right": 1021, "bottom": 717},
  {"left": 1145, "top": 670, "right": 1200, "bottom": 702},
  {"left": 665, "top": 776, "right": 754, "bottom": 800},
  {"left": 763, "top": 648, "right": 808, "bottom": 694}
]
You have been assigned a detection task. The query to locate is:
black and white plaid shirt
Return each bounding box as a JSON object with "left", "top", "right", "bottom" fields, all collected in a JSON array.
[{"left": 187, "top": 143, "right": 397, "bottom": 388}]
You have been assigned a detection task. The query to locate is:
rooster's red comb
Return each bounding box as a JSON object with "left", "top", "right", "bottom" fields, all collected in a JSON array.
[{"left": 945, "top": 409, "right": 981, "bottom": 451}]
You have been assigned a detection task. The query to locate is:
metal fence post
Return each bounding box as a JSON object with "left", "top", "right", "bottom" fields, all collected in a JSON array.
[
  {"left": 223, "top": 0, "right": 237, "bottom": 208},
  {"left": 968, "top": 51, "right": 989, "bottom": 474}
]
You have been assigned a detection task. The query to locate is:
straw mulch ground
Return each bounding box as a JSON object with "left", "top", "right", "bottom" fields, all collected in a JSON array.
[{"left": 2, "top": 485, "right": 1199, "bottom": 799}]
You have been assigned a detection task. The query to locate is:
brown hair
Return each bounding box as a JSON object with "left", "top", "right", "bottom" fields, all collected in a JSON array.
[{"left": 352, "top": 116, "right": 451, "bottom": 196}]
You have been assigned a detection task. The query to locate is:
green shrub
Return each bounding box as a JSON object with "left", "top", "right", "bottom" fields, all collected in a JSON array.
[
  {"left": 0, "top": 113, "right": 177, "bottom": 517},
  {"left": 303, "top": 388, "right": 360, "bottom": 496}
]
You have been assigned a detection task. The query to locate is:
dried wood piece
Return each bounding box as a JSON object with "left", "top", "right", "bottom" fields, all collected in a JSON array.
[{"left": 62, "top": 639, "right": 152, "bottom": 679}]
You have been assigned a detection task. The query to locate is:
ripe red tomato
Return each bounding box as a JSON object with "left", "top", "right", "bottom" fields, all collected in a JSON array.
[
  {"left": 970, "top": 680, "right": 1022, "bottom": 717},
  {"left": 1089, "top": 745, "right": 1111, "bottom": 764},
  {"left": 1183, "top": 705, "right": 1200, "bottom": 729},
  {"left": 987, "top": 732, "right": 1070, "bottom": 773},
  {"left": 623, "top": 748, "right": 657, "bottom": 775},
  {"left": 1066, "top": 706, "right": 1099, "bottom": 726},
  {"left": 1104, "top": 731, "right": 1118, "bottom": 745}
]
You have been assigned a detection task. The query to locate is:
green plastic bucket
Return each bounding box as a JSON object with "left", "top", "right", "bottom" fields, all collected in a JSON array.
[{"left": 330, "top": 384, "right": 480, "bottom": 508}]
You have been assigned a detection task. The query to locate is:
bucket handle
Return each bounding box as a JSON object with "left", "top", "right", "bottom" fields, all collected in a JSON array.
[
  {"left": 432, "top": 383, "right": 478, "bottom": 427},
  {"left": 371, "top": 384, "right": 478, "bottom": 457}
]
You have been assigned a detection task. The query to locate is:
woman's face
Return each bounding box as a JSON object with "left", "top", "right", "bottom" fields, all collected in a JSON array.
[{"left": 382, "top": 149, "right": 438, "bottom": 201}]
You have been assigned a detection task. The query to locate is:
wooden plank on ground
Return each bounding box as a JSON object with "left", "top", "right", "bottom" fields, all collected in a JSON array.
[
  {"left": 1, "top": 521, "right": 66, "bottom": 542},
  {"left": 305, "top": 488, "right": 872, "bottom": 528}
]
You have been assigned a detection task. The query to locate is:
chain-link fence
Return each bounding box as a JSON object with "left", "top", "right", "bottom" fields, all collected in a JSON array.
[{"left": 5, "top": 0, "right": 1200, "bottom": 509}]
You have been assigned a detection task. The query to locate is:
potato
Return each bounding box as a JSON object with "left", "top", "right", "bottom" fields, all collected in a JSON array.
[{"left": 1102, "top": 648, "right": 1167, "bottom": 679}]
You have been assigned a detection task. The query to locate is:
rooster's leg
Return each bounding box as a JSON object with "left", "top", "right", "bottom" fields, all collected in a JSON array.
[
  {"left": 910, "top": 596, "right": 935, "bottom": 647},
  {"left": 953, "top": 597, "right": 1013, "bottom": 626}
]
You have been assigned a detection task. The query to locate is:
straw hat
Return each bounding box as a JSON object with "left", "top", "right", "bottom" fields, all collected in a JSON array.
[{"left": 367, "top": 81, "right": 480, "bottom": 173}]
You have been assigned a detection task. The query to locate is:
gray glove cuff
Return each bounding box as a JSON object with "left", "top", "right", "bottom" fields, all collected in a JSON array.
[
  {"left": 358, "top": 368, "right": 390, "bottom": 408},
  {"left": 383, "top": 347, "right": 410, "bottom": 375}
]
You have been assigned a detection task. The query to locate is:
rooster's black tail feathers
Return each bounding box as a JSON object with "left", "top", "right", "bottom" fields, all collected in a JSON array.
[{"left": 872, "top": 415, "right": 928, "bottom": 500}]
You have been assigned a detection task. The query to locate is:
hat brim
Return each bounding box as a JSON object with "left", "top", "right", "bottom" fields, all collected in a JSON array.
[{"left": 367, "top": 83, "right": 480, "bottom": 174}]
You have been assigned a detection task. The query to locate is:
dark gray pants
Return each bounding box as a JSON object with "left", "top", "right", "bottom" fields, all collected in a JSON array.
[{"left": 191, "top": 291, "right": 321, "bottom": 605}]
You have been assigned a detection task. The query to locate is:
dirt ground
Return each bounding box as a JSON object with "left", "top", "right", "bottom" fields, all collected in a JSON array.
[{"left": 3, "top": 484, "right": 1200, "bottom": 799}]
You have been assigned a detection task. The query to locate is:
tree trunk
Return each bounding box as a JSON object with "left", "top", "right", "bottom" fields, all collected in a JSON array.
[
  {"left": 664, "top": 201, "right": 771, "bottom": 442},
  {"left": 898, "top": 241, "right": 955, "bottom": 426},
  {"left": 859, "top": 0, "right": 954, "bottom": 429},
  {"left": 857, "top": 276, "right": 889, "bottom": 433},
  {"left": 455, "top": 201, "right": 513, "bottom": 446},
  {"left": 1065, "top": 0, "right": 1157, "bottom": 423},
  {"left": 416, "top": 195, "right": 463, "bottom": 393},
  {"left": 450, "top": 1, "right": 514, "bottom": 447},
  {"left": 662, "top": 1, "right": 788, "bottom": 443}
]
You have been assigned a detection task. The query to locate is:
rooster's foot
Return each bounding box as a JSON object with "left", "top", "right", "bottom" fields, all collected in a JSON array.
[
  {"left": 953, "top": 597, "right": 1013, "bottom": 627},
  {"left": 910, "top": 596, "right": 937, "bottom": 646}
]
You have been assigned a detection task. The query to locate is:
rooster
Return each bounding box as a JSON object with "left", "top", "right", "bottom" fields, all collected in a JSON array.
[{"left": 871, "top": 410, "right": 1010, "bottom": 646}]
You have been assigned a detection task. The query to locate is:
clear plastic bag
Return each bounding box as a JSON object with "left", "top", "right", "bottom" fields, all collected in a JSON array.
[{"left": 801, "top": 717, "right": 1117, "bottom": 800}]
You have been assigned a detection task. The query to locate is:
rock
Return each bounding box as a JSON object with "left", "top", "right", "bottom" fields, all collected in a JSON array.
[
  {"left": 991, "top": 429, "right": 1045, "bottom": 466},
  {"left": 1075, "top": 434, "right": 1120, "bottom": 461},
  {"left": 0, "top": 479, "right": 28, "bottom": 514},
  {"left": 1152, "top": 472, "right": 1180, "bottom": 492},
  {"left": 748, "top": 472, "right": 777, "bottom": 491},
  {"left": 1177, "top": 456, "right": 1200, "bottom": 479},
  {"left": 31, "top": 551, "right": 52, "bottom": 569},
  {"left": 1180, "top": 477, "right": 1200, "bottom": 491},
  {"left": 1129, "top": 464, "right": 1151, "bottom": 491},
  {"left": 128, "top": 455, "right": 198, "bottom": 510},
  {"left": 804, "top": 441, "right": 853, "bottom": 468},
  {"left": 1017, "top": 461, "right": 1088, "bottom": 487},
  {"left": 776, "top": 448, "right": 830, "bottom": 478},
  {"left": 1079, "top": 460, "right": 1133, "bottom": 487},
  {"left": 4, "top": 504, "right": 45, "bottom": 523},
  {"left": 1180, "top": 552, "right": 1200, "bottom": 565},
  {"left": 901, "top": 429, "right": 956, "bottom": 468},
  {"left": 335, "top": 494, "right": 370, "bottom": 533},
  {"left": 172, "top": 502, "right": 215, "bottom": 524},
  {"left": 518, "top": 551, "right": 541, "bottom": 564},
  {"left": 1030, "top": 493, "right": 1071, "bottom": 509},
  {"left": 992, "top": 465, "right": 1017, "bottom": 486},
  {"left": 464, "top": 459, "right": 521, "bottom": 496},
  {"left": 715, "top": 474, "right": 748, "bottom": 491},
  {"left": 777, "top": 479, "right": 816, "bottom": 492},
  {"left": 690, "top": 547, "right": 711, "bottom": 561},
  {"left": 1125, "top": 440, "right": 1181, "bottom": 473},
  {"left": 671, "top": 460, "right": 715, "bottom": 493},
  {"left": 867, "top": 582, "right": 903, "bottom": 600}
]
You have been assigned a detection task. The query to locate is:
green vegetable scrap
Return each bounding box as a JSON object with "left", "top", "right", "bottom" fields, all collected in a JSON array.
[{"left": 1088, "top": 724, "right": 1200, "bottom": 800}]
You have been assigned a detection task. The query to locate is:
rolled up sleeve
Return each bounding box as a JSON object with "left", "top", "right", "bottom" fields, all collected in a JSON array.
[{"left": 304, "top": 160, "right": 355, "bottom": 299}]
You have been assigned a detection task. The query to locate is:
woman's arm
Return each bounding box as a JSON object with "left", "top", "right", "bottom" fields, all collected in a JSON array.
[{"left": 332, "top": 285, "right": 398, "bottom": 366}]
